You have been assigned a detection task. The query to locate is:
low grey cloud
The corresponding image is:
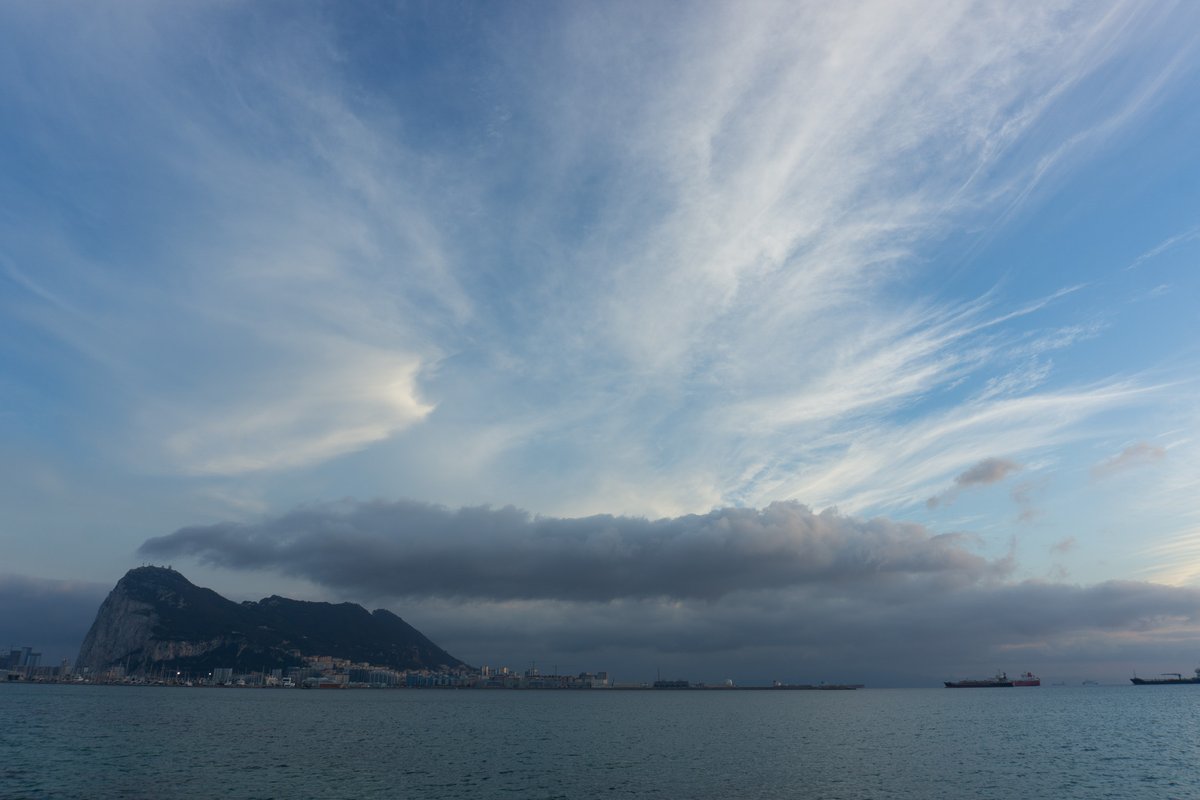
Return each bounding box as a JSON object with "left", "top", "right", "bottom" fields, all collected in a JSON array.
[
  {"left": 140, "top": 500, "right": 1000, "bottom": 603},
  {"left": 380, "top": 577, "right": 1200, "bottom": 686},
  {"left": 1010, "top": 480, "right": 1045, "bottom": 524},
  {"left": 927, "top": 457, "right": 1021, "bottom": 508},
  {"left": 0, "top": 575, "right": 109, "bottom": 663},
  {"left": 956, "top": 458, "right": 1022, "bottom": 487},
  {"left": 1091, "top": 442, "right": 1166, "bottom": 479},
  {"left": 135, "top": 499, "right": 1200, "bottom": 685},
  {"left": 1051, "top": 536, "right": 1077, "bottom": 555}
]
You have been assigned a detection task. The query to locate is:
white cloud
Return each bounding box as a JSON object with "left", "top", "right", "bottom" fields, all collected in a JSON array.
[{"left": 157, "top": 351, "right": 432, "bottom": 475}]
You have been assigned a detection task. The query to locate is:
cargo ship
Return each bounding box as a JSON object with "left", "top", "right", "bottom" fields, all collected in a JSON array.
[
  {"left": 1012, "top": 671, "right": 1040, "bottom": 687},
  {"left": 944, "top": 671, "right": 1013, "bottom": 688},
  {"left": 1130, "top": 667, "right": 1200, "bottom": 685}
]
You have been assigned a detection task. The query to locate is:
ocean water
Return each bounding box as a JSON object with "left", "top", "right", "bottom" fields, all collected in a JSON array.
[{"left": 3, "top": 683, "right": 1199, "bottom": 799}]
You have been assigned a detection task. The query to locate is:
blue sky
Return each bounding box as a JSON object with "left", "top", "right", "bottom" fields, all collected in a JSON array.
[{"left": 2, "top": 1, "right": 1199, "bottom": 683}]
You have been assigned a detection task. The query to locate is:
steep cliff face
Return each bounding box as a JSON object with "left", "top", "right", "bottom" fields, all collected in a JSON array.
[
  {"left": 75, "top": 567, "right": 465, "bottom": 675},
  {"left": 74, "top": 586, "right": 159, "bottom": 673}
]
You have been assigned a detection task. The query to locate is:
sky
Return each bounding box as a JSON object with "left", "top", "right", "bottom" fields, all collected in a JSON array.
[{"left": 2, "top": 0, "right": 1199, "bottom": 686}]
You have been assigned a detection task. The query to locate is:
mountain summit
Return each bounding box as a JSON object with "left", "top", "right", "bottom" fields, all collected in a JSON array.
[{"left": 75, "top": 566, "right": 464, "bottom": 674}]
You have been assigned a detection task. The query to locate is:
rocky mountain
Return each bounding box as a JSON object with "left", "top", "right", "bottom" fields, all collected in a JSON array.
[{"left": 75, "top": 566, "right": 464, "bottom": 675}]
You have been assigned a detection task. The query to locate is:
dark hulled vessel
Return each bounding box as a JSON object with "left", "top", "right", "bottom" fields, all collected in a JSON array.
[
  {"left": 1130, "top": 667, "right": 1200, "bottom": 685},
  {"left": 944, "top": 671, "right": 1013, "bottom": 688}
]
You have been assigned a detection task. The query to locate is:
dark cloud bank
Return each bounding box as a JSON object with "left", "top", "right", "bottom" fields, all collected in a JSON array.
[
  {"left": 139, "top": 500, "right": 1200, "bottom": 685},
  {"left": 143, "top": 501, "right": 999, "bottom": 603}
]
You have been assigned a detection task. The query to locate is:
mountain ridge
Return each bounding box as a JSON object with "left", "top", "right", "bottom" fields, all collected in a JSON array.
[{"left": 75, "top": 566, "right": 465, "bottom": 674}]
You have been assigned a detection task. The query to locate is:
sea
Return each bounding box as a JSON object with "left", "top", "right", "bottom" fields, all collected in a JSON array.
[{"left": 3, "top": 683, "right": 1199, "bottom": 799}]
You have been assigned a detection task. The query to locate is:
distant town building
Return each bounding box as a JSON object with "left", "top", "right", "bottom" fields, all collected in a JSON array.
[{"left": 3, "top": 646, "right": 42, "bottom": 676}]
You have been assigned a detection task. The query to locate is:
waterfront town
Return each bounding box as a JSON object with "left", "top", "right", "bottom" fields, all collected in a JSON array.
[
  {"left": 3, "top": 645, "right": 613, "bottom": 689},
  {"left": 3, "top": 644, "right": 862, "bottom": 690}
]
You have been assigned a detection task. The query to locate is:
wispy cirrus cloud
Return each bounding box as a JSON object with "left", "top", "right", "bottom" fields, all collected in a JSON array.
[
  {"left": 415, "top": 1, "right": 1186, "bottom": 519},
  {"left": 1127, "top": 225, "right": 1200, "bottom": 270},
  {"left": 729, "top": 379, "right": 1150, "bottom": 518},
  {"left": 1, "top": 0, "right": 1186, "bottom": 506},
  {"left": 0, "top": 5, "right": 463, "bottom": 476}
]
